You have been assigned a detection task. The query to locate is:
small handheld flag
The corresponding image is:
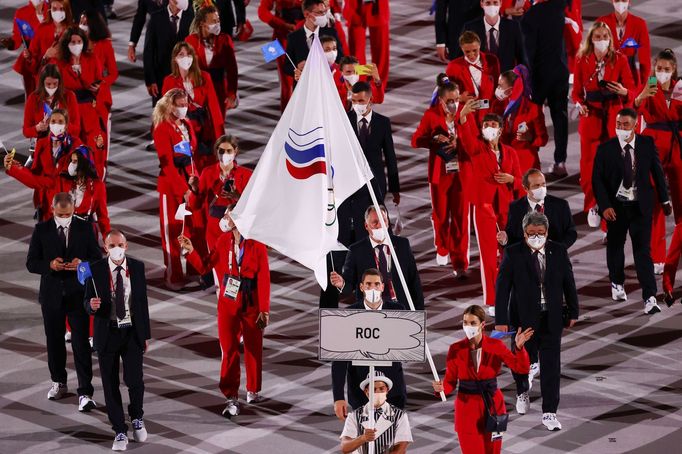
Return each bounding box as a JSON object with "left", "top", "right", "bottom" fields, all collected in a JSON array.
[
  {"left": 173, "top": 140, "right": 192, "bottom": 157},
  {"left": 15, "top": 18, "right": 35, "bottom": 40},
  {"left": 174, "top": 203, "right": 192, "bottom": 234},
  {"left": 43, "top": 102, "right": 53, "bottom": 117},
  {"left": 77, "top": 262, "right": 92, "bottom": 285},
  {"left": 490, "top": 330, "right": 516, "bottom": 340},
  {"left": 261, "top": 39, "right": 285, "bottom": 63},
  {"left": 621, "top": 37, "right": 640, "bottom": 49}
]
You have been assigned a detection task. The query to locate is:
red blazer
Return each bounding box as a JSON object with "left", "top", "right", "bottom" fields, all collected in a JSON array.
[
  {"left": 343, "top": 0, "right": 390, "bottom": 27},
  {"left": 638, "top": 80, "right": 682, "bottom": 165},
  {"left": 334, "top": 71, "right": 385, "bottom": 109},
  {"left": 446, "top": 53, "right": 500, "bottom": 123},
  {"left": 161, "top": 72, "right": 224, "bottom": 143},
  {"left": 496, "top": 98, "right": 549, "bottom": 152},
  {"left": 186, "top": 33, "right": 238, "bottom": 104},
  {"left": 596, "top": 12, "right": 651, "bottom": 88},
  {"left": 56, "top": 53, "right": 103, "bottom": 95},
  {"left": 187, "top": 232, "right": 270, "bottom": 314},
  {"left": 23, "top": 22, "right": 62, "bottom": 73},
  {"left": 9, "top": 2, "right": 47, "bottom": 51},
  {"left": 442, "top": 336, "right": 529, "bottom": 434},
  {"left": 23, "top": 90, "right": 80, "bottom": 138},
  {"left": 153, "top": 119, "right": 197, "bottom": 196},
  {"left": 663, "top": 223, "right": 682, "bottom": 294},
  {"left": 92, "top": 39, "right": 118, "bottom": 111},
  {"left": 258, "top": 0, "right": 303, "bottom": 41},
  {"left": 188, "top": 162, "right": 252, "bottom": 214}
]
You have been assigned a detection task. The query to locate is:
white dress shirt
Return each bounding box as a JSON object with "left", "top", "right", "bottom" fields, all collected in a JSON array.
[
  {"left": 357, "top": 109, "right": 373, "bottom": 130},
  {"left": 168, "top": 6, "right": 183, "bottom": 34},
  {"left": 484, "top": 16, "right": 501, "bottom": 51},
  {"left": 109, "top": 257, "right": 132, "bottom": 321}
]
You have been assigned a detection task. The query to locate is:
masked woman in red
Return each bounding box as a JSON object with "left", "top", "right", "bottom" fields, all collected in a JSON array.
[
  {"left": 572, "top": 21, "right": 634, "bottom": 220},
  {"left": 162, "top": 42, "right": 224, "bottom": 173},
  {"left": 6, "top": 0, "right": 49, "bottom": 97},
  {"left": 20, "top": 0, "right": 73, "bottom": 75},
  {"left": 411, "top": 73, "right": 471, "bottom": 276},
  {"left": 433, "top": 304, "right": 533, "bottom": 454}
]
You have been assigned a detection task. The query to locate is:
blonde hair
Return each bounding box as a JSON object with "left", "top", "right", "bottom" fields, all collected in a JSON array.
[
  {"left": 170, "top": 42, "right": 204, "bottom": 88},
  {"left": 191, "top": 5, "right": 219, "bottom": 35},
  {"left": 152, "top": 88, "right": 188, "bottom": 126},
  {"left": 578, "top": 21, "right": 616, "bottom": 64}
]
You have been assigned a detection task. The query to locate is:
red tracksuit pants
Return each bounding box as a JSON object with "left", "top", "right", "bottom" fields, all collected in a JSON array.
[
  {"left": 429, "top": 177, "right": 470, "bottom": 271},
  {"left": 348, "top": 23, "right": 389, "bottom": 88},
  {"left": 159, "top": 192, "right": 200, "bottom": 286},
  {"left": 457, "top": 432, "right": 502, "bottom": 454},
  {"left": 472, "top": 203, "right": 507, "bottom": 307},
  {"left": 217, "top": 296, "right": 263, "bottom": 398}
]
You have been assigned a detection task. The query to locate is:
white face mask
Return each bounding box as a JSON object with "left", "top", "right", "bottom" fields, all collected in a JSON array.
[
  {"left": 656, "top": 71, "right": 672, "bottom": 84},
  {"left": 465, "top": 54, "right": 480, "bottom": 65},
  {"left": 345, "top": 74, "right": 360, "bottom": 86},
  {"left": 372, "top": 392, "right": 387, "bottom": 407},
  {"left": 45, "top": 86, "right": 58, "bottom": 96},
  {"left": 370, "top": 227, "right": 385, "bottom": 242},
  {"left": 364, "top": 288, "right": 382, "bottom": 305},
  {"left": 483, "top": 5, "right": 501, "bottom": 17},
  {"left": 109, "top": 246, "right": 126, "bottom": 262},
  {"left": 219, "top": 217, "right": 232, "bottom": 232},
  {"left": 530, "top": 186, "right": 547, "bottom": 202},
  {"left": 208, "top": 23, "right": 221, "bottom": 35},
  {"left": 495, "top": 86, "right": 509, "bottom": 101},
  {"left": 174, "top": 106, "right": 188, "bottom": 120},
  {"left": 220, "top": 153, "right": 235, "bottom": 166},
  {"left": 613, "top": 1, "right": 628, "bottom": 14},
  {"left": 67, "top": 161, "right": 78, "bottom": 176},
  {"left": 482, "top": 126, "right": 499, "bottom": 142},
  {"left": 49, "top": 123, "right": 66, "bottom": 136},
  {"left": 176, "top": 56, "right": 193, "bottom": 71},
  {"left": 353, "top": 103, "right": 368, "bottom": 117},
  {"left": 68, "top": 43, "right": 83, "bottom": 56},
  {"left": 324, "top": 50, "right": 338, "bottom": 65},
  {"left": 527, "top": 234, "right": 547, "bottom": 250},
  {"left": 79, "top": 24, "right": 89, "bottom": 34},
  {"left": 444, "top": 100, "right": 459, "bottom": 114},
  {"left": 313, "top": 14, "right": 328, "bottom": 28},
  {"left": 615, "top": 128, "right": 633, "bottom": 142},
  {"left": 54, "top": 215, "right": 72, "bottom": 228},
  {"left": 175, "top": 0, "right": 189, "bottom": 11},
  {"left": 463, "top": 325, "right": 480, "bottom": 339},
  {"left": 51, "top": 10, "right": 66, "bottom": 23},
  {"left": 593, "top": 39, "right": 610, "bottom": 53}
]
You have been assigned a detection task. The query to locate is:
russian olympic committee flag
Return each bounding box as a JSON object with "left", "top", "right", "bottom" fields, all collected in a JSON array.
[{"left": 232, "top": 35, "right": 373, "bottom": 288}]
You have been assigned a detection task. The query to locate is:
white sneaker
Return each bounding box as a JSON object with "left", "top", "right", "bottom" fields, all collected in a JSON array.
[
  {"left": 436, "top": 253, "right": 449, "bottom": 266},
  {"left": 247, "top": 391, "right": 264, "bottom": 404},
  {"left": 47, "top": 382, "right": 67, "bottom": 400},
  {"left": 89, "top": 337, "right": 94, "bottom": 350},
  {"left": 112, "top": 433, "right": 128, "bottom": 451},
  {"left": 222, "top": 399, "right": 240, "bottom": 417},
  {"left": 654, "top": 263, "right": 665, "bottom": 275},
  {"left": 64, "top": 331, "right": 72, "bottom": 343},
  {"left": 587, "top": 207, "right": 601, "bottom": 228},
  {"left": 542, "top": 413, "right": 562, "bottom": 431},
  {"left": 528, "top": 362, "right": 540, "bottom": 391},
  {"left": 78, "top": 395, "right": 96, "bottom": 412},
  {"left": 487, "top": 306, "right": 495, "bottom": 317},
  {"left": 516, "top": 392, "right": 530, "bottom": 415},
  {"left": 132, "top": 419, "right": 147, "bottom": 442},
  {"left": 644, "top": 297, "right": 661, "bottom": 315},
  {"left": 611, "top": 283, "right": 627, "bottom": 301}
]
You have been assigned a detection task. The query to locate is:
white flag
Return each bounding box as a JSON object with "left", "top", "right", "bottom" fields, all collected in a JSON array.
[{"left": 232, "top": 35, "right": 373, "bottom": 288}]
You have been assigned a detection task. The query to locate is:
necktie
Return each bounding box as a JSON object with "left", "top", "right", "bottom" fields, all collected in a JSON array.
[
  {"left": 618, "top": 27, "right": 624, "bottom": 41},
  {"left": 623, "top": 144, "right": 634, "bottom": 189},
  {"left": 532, "top": 250, "right": 544, "bottom": 284},
  {"left": 535, "top": 204, "right": 544, "bottom": 213},
  {"left": 359, "top": 118, "right": 369, "bottom": 149},
  {"left": 307, "top": 33, "right": 315, "bottom": 49},
  {"left": 375, "top": 245, "right": 392, "bottom": 301},
  {"left": 57, "top": 225, "right": 66, "bottom": 252},
  {"left": 374, "top": 407, "right": 383, "bottom": 422},
  {"left": 170, "top": 14, "right": 179, "bottom": 40},
  {"left": 115, "top": 266, "right": 126, "bottom": 320},
  {"left": 488, "top": 27, "right": 498, "bottom": 54}
]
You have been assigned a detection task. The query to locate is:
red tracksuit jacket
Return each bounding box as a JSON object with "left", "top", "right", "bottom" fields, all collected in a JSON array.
[
  {"left": 343, "top": 0, "right": 390, "bottom": 27},
  {"left": 153, "top": 119, "right": 197, "bottom": 197},
  {"left": 596, "top": 12, "right": 651, "bottom": 88},
  {"left": 92, "top": 38, "right": 119, "bottom": 112},
  {"left": 23, "top": 90, "right": 80, "bottom": 139},
  {"left": 446, "top": 53, "right": 500, "bottom": 124},
  {"left": 186, "top": 33, "right": 238, "bottom": 109}
]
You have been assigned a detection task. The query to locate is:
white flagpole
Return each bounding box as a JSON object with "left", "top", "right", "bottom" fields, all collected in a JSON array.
[{"left": 368, "top": 365, "right": 375, "bottom": 454}]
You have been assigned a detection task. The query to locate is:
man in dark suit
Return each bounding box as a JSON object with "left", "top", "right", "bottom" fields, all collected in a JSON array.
[
  {"left": 143, "top": 0, "right": 194, "bottom": 105},
  {"left": 284, "top": 0, "right": 344, "bottom": 76},
  {"left": 85, "top": 229, "right": 151, "bottom": 451},
  {"left": 215, "top": 0, "right": 246, "bottom": 38},
  {"left": 499, "top": 169, "right": 576, "bottom": 249},
  {"left": 127, "top": 0, "right": 168, "bottom": 63},
  {"left": 331, "top": 268, "right": 407, "bottom": 422},
  {"left": 26, "top": 192, "right": 102, "bottom": 409},
  {"left": 459, "top": 0, "right": 526, "bottom": 72},
  {"left": 330, "top": 205, "right": 424, "bottom": 310},
  {"left": 592, "top": 108, "right": 672, "bottom": 315},
  {"left": 495, "top": 211, "right": 579, "bottom": 431},
  {"left": 434, "top": 0, "right": 482, "bottom": 62}
]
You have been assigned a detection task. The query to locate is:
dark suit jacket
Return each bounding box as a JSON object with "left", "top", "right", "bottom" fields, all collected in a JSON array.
[
  {"left": 495, "top": 240, "right": 579, "bottom": 337},
  {"left": 284, "top": 26, "right": 344, "bottom": 75},
  {"left": 348, "top": 110, "right": 400, "bottom": 200},
  {"left": 341, "top": 235, "right": 424, "bottom": 310},
  {"left": 129, "top": 0, "right": 168, "bottom": 46},
  {"left": 592, "top": 135, "right": 669, "bottom": 219},
  {"left": 215, "top": 0, "right": 245, "bottom": 37},
  {"left": 143, "top": 7, "right": 194, "bottom": 86},
  {"left": 505, "top": 195, "right": 577, "bottom": 249},
  {"left": 434, "top": 0, "right": 482, "bottom": 60},
  {"left": 84, "top": 257, "right": 151, "bottom": 352},
  {"left": 461, "top": 17, "right": 527, "bottom": 73},
  {"left": 26, "top": 217, "right": 102, "bottom": 306},
  {"left": 331, "top": 301, "right": 407, "bottom": 410}
]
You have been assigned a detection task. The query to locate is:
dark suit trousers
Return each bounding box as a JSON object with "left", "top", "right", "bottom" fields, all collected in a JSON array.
[
  {"left": 41, "top": 293, "right": 93, "bottom": 396},
  {"left": 98, "top": 325, "right": 145, "bottom": 434},
  {"left": 606, "top": 203, "right": 656, "bottom": 300},
  {"left": 512, "top": 313, "right": 561, "bottom": 413},
  {"left": 546, "top": 82, "right": 569, "bottom": 164}
]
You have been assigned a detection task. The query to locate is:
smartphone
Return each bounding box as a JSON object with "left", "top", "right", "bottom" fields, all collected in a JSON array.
[
  {"left": 474, "top": 99, "right": 490, "bottom": 110},
  {"left": 354, "top": 64, "right": 373, "bottom": 76},
  {"left": 648, "top": 76, "right": 658, "bottom": 87},
  {"left": 223, "top": 178, "right": 235, "bottom": 193}
]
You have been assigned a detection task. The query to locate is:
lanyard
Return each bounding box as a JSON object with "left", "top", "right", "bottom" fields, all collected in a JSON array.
[
  {"left": 228, "top": 236, "right": 245, "bottom": 275},
  {"left": 109, "top": 264, "right": 129, "bottom": 291}
]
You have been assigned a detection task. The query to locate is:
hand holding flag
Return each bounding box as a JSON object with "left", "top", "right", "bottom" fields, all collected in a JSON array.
[{"left": 76, "top": 261, "right": 99, "bottom": 298}]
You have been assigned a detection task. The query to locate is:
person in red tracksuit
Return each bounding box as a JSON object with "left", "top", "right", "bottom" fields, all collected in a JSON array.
[
  {"left": 597, "top": 0, "right": 651, "bottom": 89},
  {"left": 258, "top": 0, "right": 303, "bottom": 111},
  {"left": 635, "top": 48, "right": 682, "bottom": 273},
  {"left": 178, "top": 211, "right": 270, "bottom": 418},
  {"left": 342, "top": 0, "right": 390, "bottom": 89},
  {"left": 459, "top": 102, "right": 523, "bottom": 315},
  {"left": 3, "top": 0, "right": 48, "bottom": 98},
  {"left": 412, "top": 74, "right": 471, "bottom": 276},
  {"left": 186, "top": 6, "right": 239, "bottom": 120},
  {"left": 563, "top": 0, "right": 582, "bottom": 75},
  {"left": 152, "top": 88, "right": 199, "bottom": 290},
  {"left": 446, "top": 31, "right": 500, "bottom": 126},
  {"left": 572, "top": 21, "right": 634, "bottom": 219},
  {"left": 433, "top": 304, "right": 532, "bottom": 454},
  {"left": 20, "top": 0, "right": 73, "bottom": 76},
  {"left": 24, "top": 63, "right": 80, "bottom": 140},
  {"left": 162, "top": 41, "right": 224, "bottom": 173},
  {"left": 335, "top": 56, "right": 384, "bottom": 110},
  {"left": 663, "top": 223, "right": 682, "bottom": 306},
  {"left": 492, "top": 66, "right": 548, "bottom": 174}
]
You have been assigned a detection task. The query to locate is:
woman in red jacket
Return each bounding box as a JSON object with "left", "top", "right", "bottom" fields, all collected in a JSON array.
[
  {"left": 493, "top": 65, "right": 548, "bottom": 174},
  {"left": 433, "top": 304, "right": 533, "bottom": 454},
  {"left": 188, "top": 135, "right": 253, "bottom": 254},
  {"left": 572, "top": 21, "right": 635, "bottom": 218},
  {"left": 186, "top": 6, "right": 238, "bottom": 120},
  {"left": 179, "top": 211, "right": 270, "bottom": 417},
  {"left": 335, "top": 56, "right": 384, "bottom": 110},
  {"left": 411, "top": 74, "right": 471, "bottom": 276},
  {"left": 153, "top": 88, "right": 199, "bottom": 290},
  {"left": 20, "top": 0, "right": 73, "bottom": 75},
  {"left": 24, "top": 63, "right": 80, "bottom": 140},
  {"left": 162, "top": 41, "right": 225, "bottom": 173}
]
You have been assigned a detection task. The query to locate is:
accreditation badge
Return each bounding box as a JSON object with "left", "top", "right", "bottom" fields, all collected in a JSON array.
[
  {"left": 491, "top": 431, "right": 504, "bottom": 442},
  {"left": 445, "top": 160, "right": 459, "bottom": 173},
  {"left": 117, "top": 311, "right": 132, "bottom": 329},
  {"left": 222, "top": 274, "right": 241, "bottom": 300},
  {"left": 616, "top": 182, "right": 635, "bottom": 201}
]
